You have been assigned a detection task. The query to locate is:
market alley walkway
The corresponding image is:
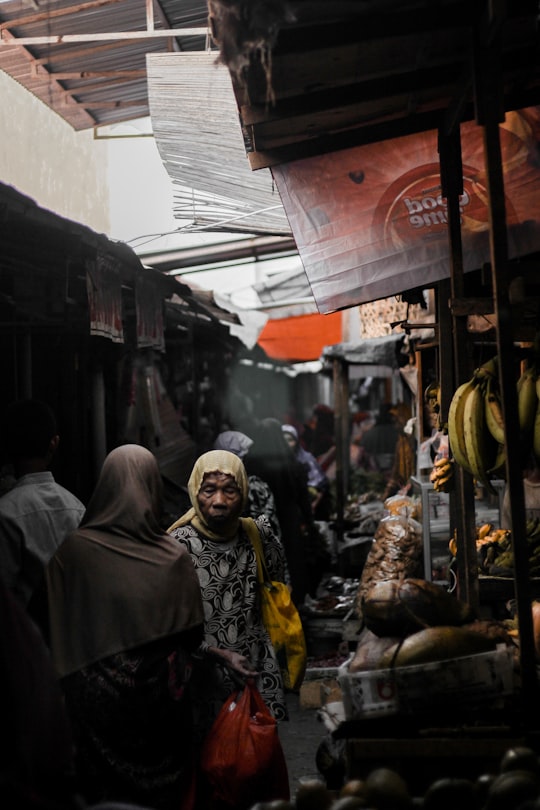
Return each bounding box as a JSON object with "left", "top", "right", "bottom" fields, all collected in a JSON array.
[{"left": 280, "top": 691, "right": 328, "bottom": 797}]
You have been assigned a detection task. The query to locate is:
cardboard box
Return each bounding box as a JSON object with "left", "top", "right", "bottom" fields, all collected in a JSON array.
[
  {"left": 338, "top": 644, "right": 515, "bottom": 719},
  {"left": 300, "top": 676, "right": 343, "bottom": 709}
]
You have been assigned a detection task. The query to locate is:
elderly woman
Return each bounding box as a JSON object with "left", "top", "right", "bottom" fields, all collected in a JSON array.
[
  {"left": 46, "top": 444, "right": 205, "bottom": 810},
  {"left": 168, "top": 449, "right": 288, "bottom": 743},
  {"left": 213, "top": 429, "right": 282, "bottom": 539}
]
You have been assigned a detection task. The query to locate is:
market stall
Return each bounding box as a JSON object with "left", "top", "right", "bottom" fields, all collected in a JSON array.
[
  {"left": 321, "top": 334, "right": 410, "bottom": 546},
  {"left": 170, "top": 1, "right": 540, "bottom": 799}
]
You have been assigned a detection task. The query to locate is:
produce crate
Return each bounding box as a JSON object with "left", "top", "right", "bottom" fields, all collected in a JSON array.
[{"left": 338, "top": 644, "right": 515, "bottom": 719}]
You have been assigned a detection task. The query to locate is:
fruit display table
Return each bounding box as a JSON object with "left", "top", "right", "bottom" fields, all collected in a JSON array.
[{"left": 335, "top": 709, "right": 529, "bottom": 795}]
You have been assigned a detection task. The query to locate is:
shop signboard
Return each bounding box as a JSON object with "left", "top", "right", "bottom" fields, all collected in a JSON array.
[{"left": 272, "top": 107, "right": 540, "bottom": 313}]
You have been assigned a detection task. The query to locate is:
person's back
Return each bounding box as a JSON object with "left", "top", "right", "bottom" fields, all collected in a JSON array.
[
  {"left": 0, "top": 399, "right": 85, "bottom": 605},
  {"left": 213, "top": 429, "right": 282, "bottom": 539},
  {"left": 359, "top": 404, "right": 401, "bottom": 473},
  {"left": 248, "top": 418, "right": 314, "bottom": 605}
]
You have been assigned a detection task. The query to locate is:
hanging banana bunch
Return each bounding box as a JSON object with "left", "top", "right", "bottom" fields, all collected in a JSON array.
[
  {"left": 446, "top": 350, "right": 540, "bottom": 490},
  {"left": 446, "top": 356, "right": 504, "bottom": 494},
  {"left": 484, "top": 372, "right": 505, "bottom": 446},
  {"left": 429, "top": 456, "right": 454, "bottom": 492},
  {"left": 517, "top": 364, "right": 539, "bottom": 445}
]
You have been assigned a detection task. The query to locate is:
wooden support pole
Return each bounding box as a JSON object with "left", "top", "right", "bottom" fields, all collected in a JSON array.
[
  {"left": 439, "top": 127, "right": 479, "bottom": 610},
  {"left": 472, "top": 12, "right": 539, "bottom": 725},
  {"left": 333, "top": 357, "right": 349, "bottom": 567}
]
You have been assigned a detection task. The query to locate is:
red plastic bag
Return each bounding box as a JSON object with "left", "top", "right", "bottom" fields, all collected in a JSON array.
[{"left": 199, "top": 678, "right": 290, "bottom": 809}]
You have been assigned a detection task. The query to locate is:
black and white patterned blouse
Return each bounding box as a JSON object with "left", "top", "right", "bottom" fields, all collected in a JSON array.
[{"left": 169, "top": 514, "right": 289, "bottom": 740}]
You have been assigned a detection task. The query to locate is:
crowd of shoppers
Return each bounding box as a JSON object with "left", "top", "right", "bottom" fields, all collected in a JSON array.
[{"left": 0, "top": 394, "right": 406, "bottom": 810}]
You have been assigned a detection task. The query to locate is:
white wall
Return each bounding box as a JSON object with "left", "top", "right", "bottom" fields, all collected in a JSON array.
[
  {"left": 106, "top": 123, "right": 178, "bottom": 246},
  {"left": 0, "top": 69, "right": 110, "bottom": 234}
]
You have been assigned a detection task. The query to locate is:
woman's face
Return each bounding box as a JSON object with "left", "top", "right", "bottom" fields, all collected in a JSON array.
[
  {"left": 283, "top": 432, "right": 297, "bottom": 450},
  {"left": 197, "top": 471, "right": 243, "bottom": 531}
]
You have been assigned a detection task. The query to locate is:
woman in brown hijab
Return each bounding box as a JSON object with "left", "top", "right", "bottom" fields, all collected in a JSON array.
[{"left": 46, "top": 444, "right": 205, "bottom": 810}]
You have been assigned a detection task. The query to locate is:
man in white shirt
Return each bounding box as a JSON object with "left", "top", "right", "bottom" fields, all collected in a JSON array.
[{"left": 0, "top": 399, "right": 85, "bottom": 605}]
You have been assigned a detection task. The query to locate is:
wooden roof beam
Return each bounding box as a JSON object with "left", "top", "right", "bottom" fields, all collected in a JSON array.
[
  {"left": 0, "top": 0, "right": 124, "bottom": 30},
  {"left": 0, "top": 27, "right": 208, "bottom": 46}
]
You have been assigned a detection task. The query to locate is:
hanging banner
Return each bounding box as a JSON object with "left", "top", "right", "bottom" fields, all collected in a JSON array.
[
  {"left": 272, "top": 107, "right": 540, "bottom": 313},
  {"left": 86, "top": 252, "right": 124, "bottom": 343},
  {"left": 258, "top": 311, "right": 342, "bottom": 361},
  {"left": 136, "top": 273, "right": 165, "bottom": 352}
]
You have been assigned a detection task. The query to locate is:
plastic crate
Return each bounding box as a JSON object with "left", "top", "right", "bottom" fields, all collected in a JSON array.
[{"left": 338, "top": 644, "right": 515, "bottom": 719}]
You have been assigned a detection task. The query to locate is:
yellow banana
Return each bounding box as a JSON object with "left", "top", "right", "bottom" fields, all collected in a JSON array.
[
  {"left": 487, "top": 443, "right": 506, "bottom": 478},
  {"left": 430, "top": 461, "right": 453, "bottom": 490},
  {"left": 433, "top": 470, "right": 454, "bottom": 492},
  {"left": 462, "top": 379, "right": 497, "bottom": 494},
  {"left": 433, "top": 477, "right": 453, "bottom": 493},
  {"left": 484, "top": 374, "right": 505, "bottom": 445},
  {"left": 433, "top": 456, "right": 450, "bottom": 468},
  {"left": 517, "top": 366, "right": 538, "bottom": 438},
  {"left": 476, "top": 355, "right": 499, "bottom": 379},
  {"left": 447, "top": 379, "right": 475, "bottom": 473},
  {"left": 449, "top": 535, "right": 458, "bottom": 557}
]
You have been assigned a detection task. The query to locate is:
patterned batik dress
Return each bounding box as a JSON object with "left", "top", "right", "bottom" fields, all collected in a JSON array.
[{"left": 169, "top": 514, "right": 288, "bottom": 741}]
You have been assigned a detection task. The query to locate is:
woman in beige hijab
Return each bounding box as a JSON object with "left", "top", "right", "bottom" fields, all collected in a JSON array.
[
  {"left": 46, "top": 444, "right": 205, "bottom": 810},
  {"left": 168, "top": 449, "right": 289, "bottom": 744}
]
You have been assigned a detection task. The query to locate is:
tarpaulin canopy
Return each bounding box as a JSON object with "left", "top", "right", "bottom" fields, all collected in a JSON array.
[
  {"left": 272, "top": 107, "right": 540, "bottom": 313},
  {"left": 322, "top": 334, "right": 406, "bottom": 370},
  {"left": 257, "top": 311, "right": 342, "bottom": 362}
]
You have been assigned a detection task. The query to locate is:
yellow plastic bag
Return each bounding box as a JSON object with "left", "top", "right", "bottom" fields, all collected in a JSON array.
[
  {"left": 245, "top": 518, "right": 307, "bottom": 692},
  {"left": 259, "top": 578, "right": 307, "bottom": 691}
]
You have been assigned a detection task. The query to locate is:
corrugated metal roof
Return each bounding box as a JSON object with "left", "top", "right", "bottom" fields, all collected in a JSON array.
[{"left": 0, "top": 0, "right": 211, "bottom": 130}]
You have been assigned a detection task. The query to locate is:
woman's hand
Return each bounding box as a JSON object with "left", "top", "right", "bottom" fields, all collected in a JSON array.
[{"left": 208, "top": 646, "right": 259, "bottom": 677}]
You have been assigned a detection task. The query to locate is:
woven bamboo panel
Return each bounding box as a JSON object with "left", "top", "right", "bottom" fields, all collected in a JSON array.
[
  {"left": 356, "top": 291, "right": 435, "bottom": 339},
  {"left": 359, "top": 299, "right": 403, "bottom": 339}
]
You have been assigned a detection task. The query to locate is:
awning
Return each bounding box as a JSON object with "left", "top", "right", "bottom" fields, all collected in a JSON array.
[
  {"left": 272, "top": 107, "right": 540, "bottom": 313},
  {"left": 147, "top": 52, "right": 291, "bottom": 236},
  {"left": 322, "top": 334, "right": 406, "bottom": 370},
  {"left": 257, "top": 311, "right": 342, "bottom": 362}
]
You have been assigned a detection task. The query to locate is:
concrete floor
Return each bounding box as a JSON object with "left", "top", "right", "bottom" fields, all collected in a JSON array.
[{"left": 278, "top": 692, "right": 329, "bottom": 799}]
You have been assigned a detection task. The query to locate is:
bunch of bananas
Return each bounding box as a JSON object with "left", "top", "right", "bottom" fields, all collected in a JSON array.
[
  {"left": 429, "top": 456, "right": 454, "bottom": 492},
  {"left": 517, "top": 363, "right": 540, "bottom": 462},
  {"left": 448, "top": 522, "right": 510, "bottom": 563},
  {"left": 475, "top": 517, "right": 540, "bottom": 576},
  {"left": 447, "top": 354, "right": 540, "bottom": 494},
  {"left": 447, "top": 357, "right": 505, "bottom": 494}
]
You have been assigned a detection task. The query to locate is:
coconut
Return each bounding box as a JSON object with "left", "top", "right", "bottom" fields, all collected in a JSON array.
[
  {"left": 364, "top": 766, "right": 412, "bottom": 809},
  {"left": 500, "top": 745, "right": 540, "bottom": 776},
  {"left": 294, "top": 779, "right": 333, "bottom": 810},
  {"left": 422, "top": 776, "right": 476, "bottom": 810},
  {"left": 331, "top": 799, "right": 366, "bottom": 810},
  {"left": 484, "top": 768, "right": 540, "bottom": 809},
  {"left": 340, "top": 778, "right": 367, "bottom": 800}
]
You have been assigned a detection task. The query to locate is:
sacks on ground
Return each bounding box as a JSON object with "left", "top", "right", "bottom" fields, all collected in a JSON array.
[
  {"left": 356, "top": 514, "right": 423, "bottom": 613},
  {"left": 361, "top": 578, "right": 476, "bottom": 638},
  {"left": 349, "top": 626, "right": 402, "bottom": 673}
]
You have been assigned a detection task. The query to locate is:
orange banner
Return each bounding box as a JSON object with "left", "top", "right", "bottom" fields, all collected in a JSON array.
[{"left": 258, "top": 311, "right": 342, "bottom": 361}]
